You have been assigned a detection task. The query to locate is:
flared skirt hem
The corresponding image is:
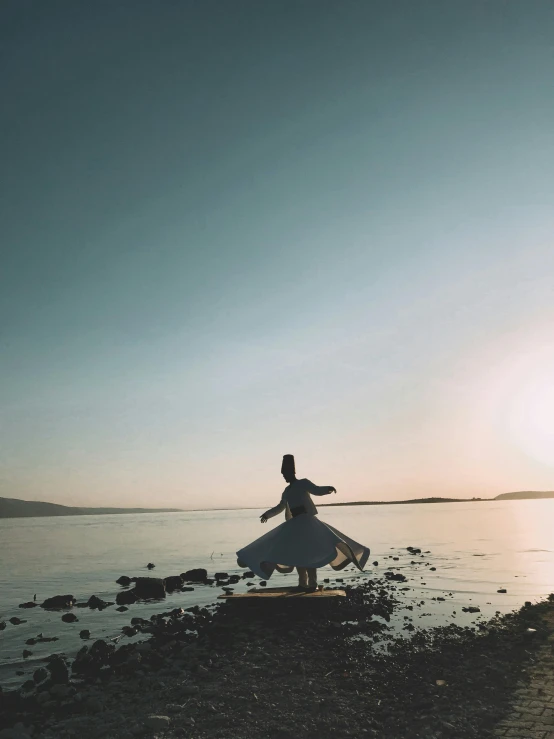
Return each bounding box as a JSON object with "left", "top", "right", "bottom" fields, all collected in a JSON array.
[{"left": 236, "top": 514, "right": 370, "bottom": 580}]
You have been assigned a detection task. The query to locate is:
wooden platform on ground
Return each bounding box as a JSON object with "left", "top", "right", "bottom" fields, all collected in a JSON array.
[{"left": 218, "top": 586, "right": 346, "bottom": 601}]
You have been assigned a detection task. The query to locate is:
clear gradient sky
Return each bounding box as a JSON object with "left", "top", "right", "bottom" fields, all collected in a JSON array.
[{"left": 2, "top": 1, "right": 554, "bottom": 510}]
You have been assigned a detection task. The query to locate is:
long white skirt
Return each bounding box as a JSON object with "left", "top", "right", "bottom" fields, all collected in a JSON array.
[{"left": 236, "top": 513, "right": 370, "bottom": 580}]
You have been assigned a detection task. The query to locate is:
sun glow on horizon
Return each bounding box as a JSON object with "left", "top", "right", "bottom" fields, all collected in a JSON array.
[
  {"left": 480, "top": 343, "right": 554, "bottom": 469},
  {"left": 509, "top": 375, "right": 554, "bottom": 469}
]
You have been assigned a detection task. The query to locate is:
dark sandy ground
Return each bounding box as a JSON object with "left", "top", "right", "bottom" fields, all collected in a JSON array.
[{"left": 1, "top": 576, "right": 553, "bottom": 739}]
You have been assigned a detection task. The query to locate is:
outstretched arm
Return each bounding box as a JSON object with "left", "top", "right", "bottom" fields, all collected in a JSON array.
[
  {"left": 304, "top": 479, "right": 337, "bottom": 496},
  {"left": 260, "top": 494, "right": 286, "bottom": 523}
]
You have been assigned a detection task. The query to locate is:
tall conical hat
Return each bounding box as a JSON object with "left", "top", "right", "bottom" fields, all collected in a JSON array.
[{"left": 281, "top": 454, "right": 295, "bottom": 476}]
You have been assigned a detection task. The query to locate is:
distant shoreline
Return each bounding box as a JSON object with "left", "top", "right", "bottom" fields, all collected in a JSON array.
[
  {"left": 2, "top": 491, "right": 554, "bottom": 519},
  {"left": 0, "top": 497, "right": 182, "bottom": 519},
  {"left": 321, "top": 496, "right": 481, "bottom": 506},
  {"left": 321, "top": 491, "right": 554, "bottom": 507}
]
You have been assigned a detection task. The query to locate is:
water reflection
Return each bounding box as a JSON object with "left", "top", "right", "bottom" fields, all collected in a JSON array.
[{"left": 1, "top": 499, "right": 553, "bottom": 685}]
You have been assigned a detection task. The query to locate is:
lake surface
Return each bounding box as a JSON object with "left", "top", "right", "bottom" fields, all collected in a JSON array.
[{"left": 1, "top": 500, "right": 554, "bottom": 687}]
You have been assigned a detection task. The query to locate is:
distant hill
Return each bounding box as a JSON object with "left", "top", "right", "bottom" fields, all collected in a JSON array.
[
  {"left": 493, "top": 491, "right": 554, "bottom": 501},
  {"left": 323, "top": 491, "right": 554, "bottom": 507},
  {"left": 0, "top": 497, "right": 182, "bottom": 519},
  {"left": 322, "top": 497, "right": 475, "bottom": 507}
]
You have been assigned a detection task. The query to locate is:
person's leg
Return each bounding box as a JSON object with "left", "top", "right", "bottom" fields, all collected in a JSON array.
[
  {"left": 297, "top": 567, "right": 308, "bottom": 587},
  {"left": 307, "top": 568, "right": 317, "bottom": 588}
]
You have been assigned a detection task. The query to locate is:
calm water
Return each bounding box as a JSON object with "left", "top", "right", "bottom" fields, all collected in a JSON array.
[{"left": 1, "top": 500, "right": 554, "bottom": 687}]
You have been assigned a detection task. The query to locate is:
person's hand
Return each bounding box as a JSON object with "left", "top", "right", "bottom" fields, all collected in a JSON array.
[
  {"left": 260, "top": 514, "right": 268, "bottom": 523},
  {"left": 329, "top": 486, "right": 337, "bottom": 494}
]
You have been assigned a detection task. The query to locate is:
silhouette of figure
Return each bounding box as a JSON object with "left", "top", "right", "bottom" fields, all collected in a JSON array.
[{"left": 236, "top": 454, "right": 370, "bottom": 589}]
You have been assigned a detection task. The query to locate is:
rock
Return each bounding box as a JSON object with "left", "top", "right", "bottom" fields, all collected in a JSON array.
[
  {"left": 163, "top": 575, "right": 184, "bottom": 592},
  {"left": 22, "top": 650, "right": 32, "bottom": 659},
  {"left": 9, "top": 617, "right": 26, "bottom": 625},
  {"left": 116, "top": 576, "right": 132, "bottom": 586},
  {"left": 116, "top": 605, "right": 129, "bottom": 611},
  {"left": 87, "top": 595, "right": 113, "bottom": 610},
  {"left": 0, "top": 728, "right": 34, "bottom": 739},
  {"left": 0, "top": 730, "right": 29, "bottom": 739},
  {"left": 385, "top": 572, "right": 407, "bottom": 582},
  {"left": 180, "top": 568, "right": 208, "bottom": 583},
  {"left": 41, "top": 594, "right": 76, "bottom": 610},
  {"left": 62, "top": 613, "right": 78, "bottom": 623},
  {"left": 133, "top": 577, "right": 166, "bottom": 599},
  {"left": 14, "top": 724, "right": 33, "bottom": 737},
  {"left": 130, "top": 617, "right": 149, "bottom": 626},
  {"left": 86, "top": 697, "right": 104, "bottom": 713},
  {"left": 372, "top": 561, "right": 379, "bottom": 566},
  {"left": 242, "top": 570, "right": 255, "bottom": 578},
  {"left": 462, "top": 606, "right": 481, "bottom": 613},
  {"left": 180, "top": 685, "right": 200, "bottom": 696},
  {"left": 45, "top": 655, "right": 70, "bottom": 684},
  {"left": 18, "top": 602, "right": 38, "bottom": 609},
  {"left": 407, "top": 547, "right": 421, "bottom": 554},
  {"left": 116, "top": 590, "right": 138, "bottom": 606},
  {"left": 147, "top": 563, "right": 155, "bottom": 569},
  {"left": 36, "top": 691, "right": 50, "bottom": 704},
  {"left": 80, "top": 630, "right": 91, "bottom": 639},
  {"left": 0, "top": 621, "right": 5, "bottom": 630},
  {"left": 122, "top": 626, "right": 139, "bottom": 637},
  {"left": 259, "top": 581, "right": 267, "bottom": 587},
  {"left": 20, "top": 680, "right": 36, "bottom": 695},
  {"left": 215, "top": 572, "right": 229, "bottom": 579},
  {"left": 181, "top": 586, "right": 194, "bottom": 592},
  {"left": 229, "top": 574, "right": 241, "bottom": 584},
  {"left": 145, "top": 715, "right": 171, "bottom": 731},
  {"left": 50, "top": 684, "right": 74, "bottom": 699},
  {"left": 497, "top": 588, "right": 507, "bottom": 593},
  {"left": 33, "top": 667, "right": 49, "bottom": 684},
  {"left": 430, "top": 567, "right": 437, "bottom": 571}
]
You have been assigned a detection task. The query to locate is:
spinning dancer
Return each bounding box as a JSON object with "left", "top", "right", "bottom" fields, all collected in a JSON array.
[{"left": 236, "top": 454, "right": 370, "bottom": 590}]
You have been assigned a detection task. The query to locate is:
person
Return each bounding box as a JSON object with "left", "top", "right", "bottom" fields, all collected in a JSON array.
[{"left": 236, "top": 454, "right": 370, "bottom": 590}]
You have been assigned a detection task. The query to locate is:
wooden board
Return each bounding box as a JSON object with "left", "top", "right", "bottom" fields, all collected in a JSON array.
[{"left": 218, "top": 586, "right": 346, "bottom": 600}]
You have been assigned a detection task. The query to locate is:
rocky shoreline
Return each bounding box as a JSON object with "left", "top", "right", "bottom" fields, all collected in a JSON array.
[{"left": 1, "top": 566, "right": 553, "bottom": 739}]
